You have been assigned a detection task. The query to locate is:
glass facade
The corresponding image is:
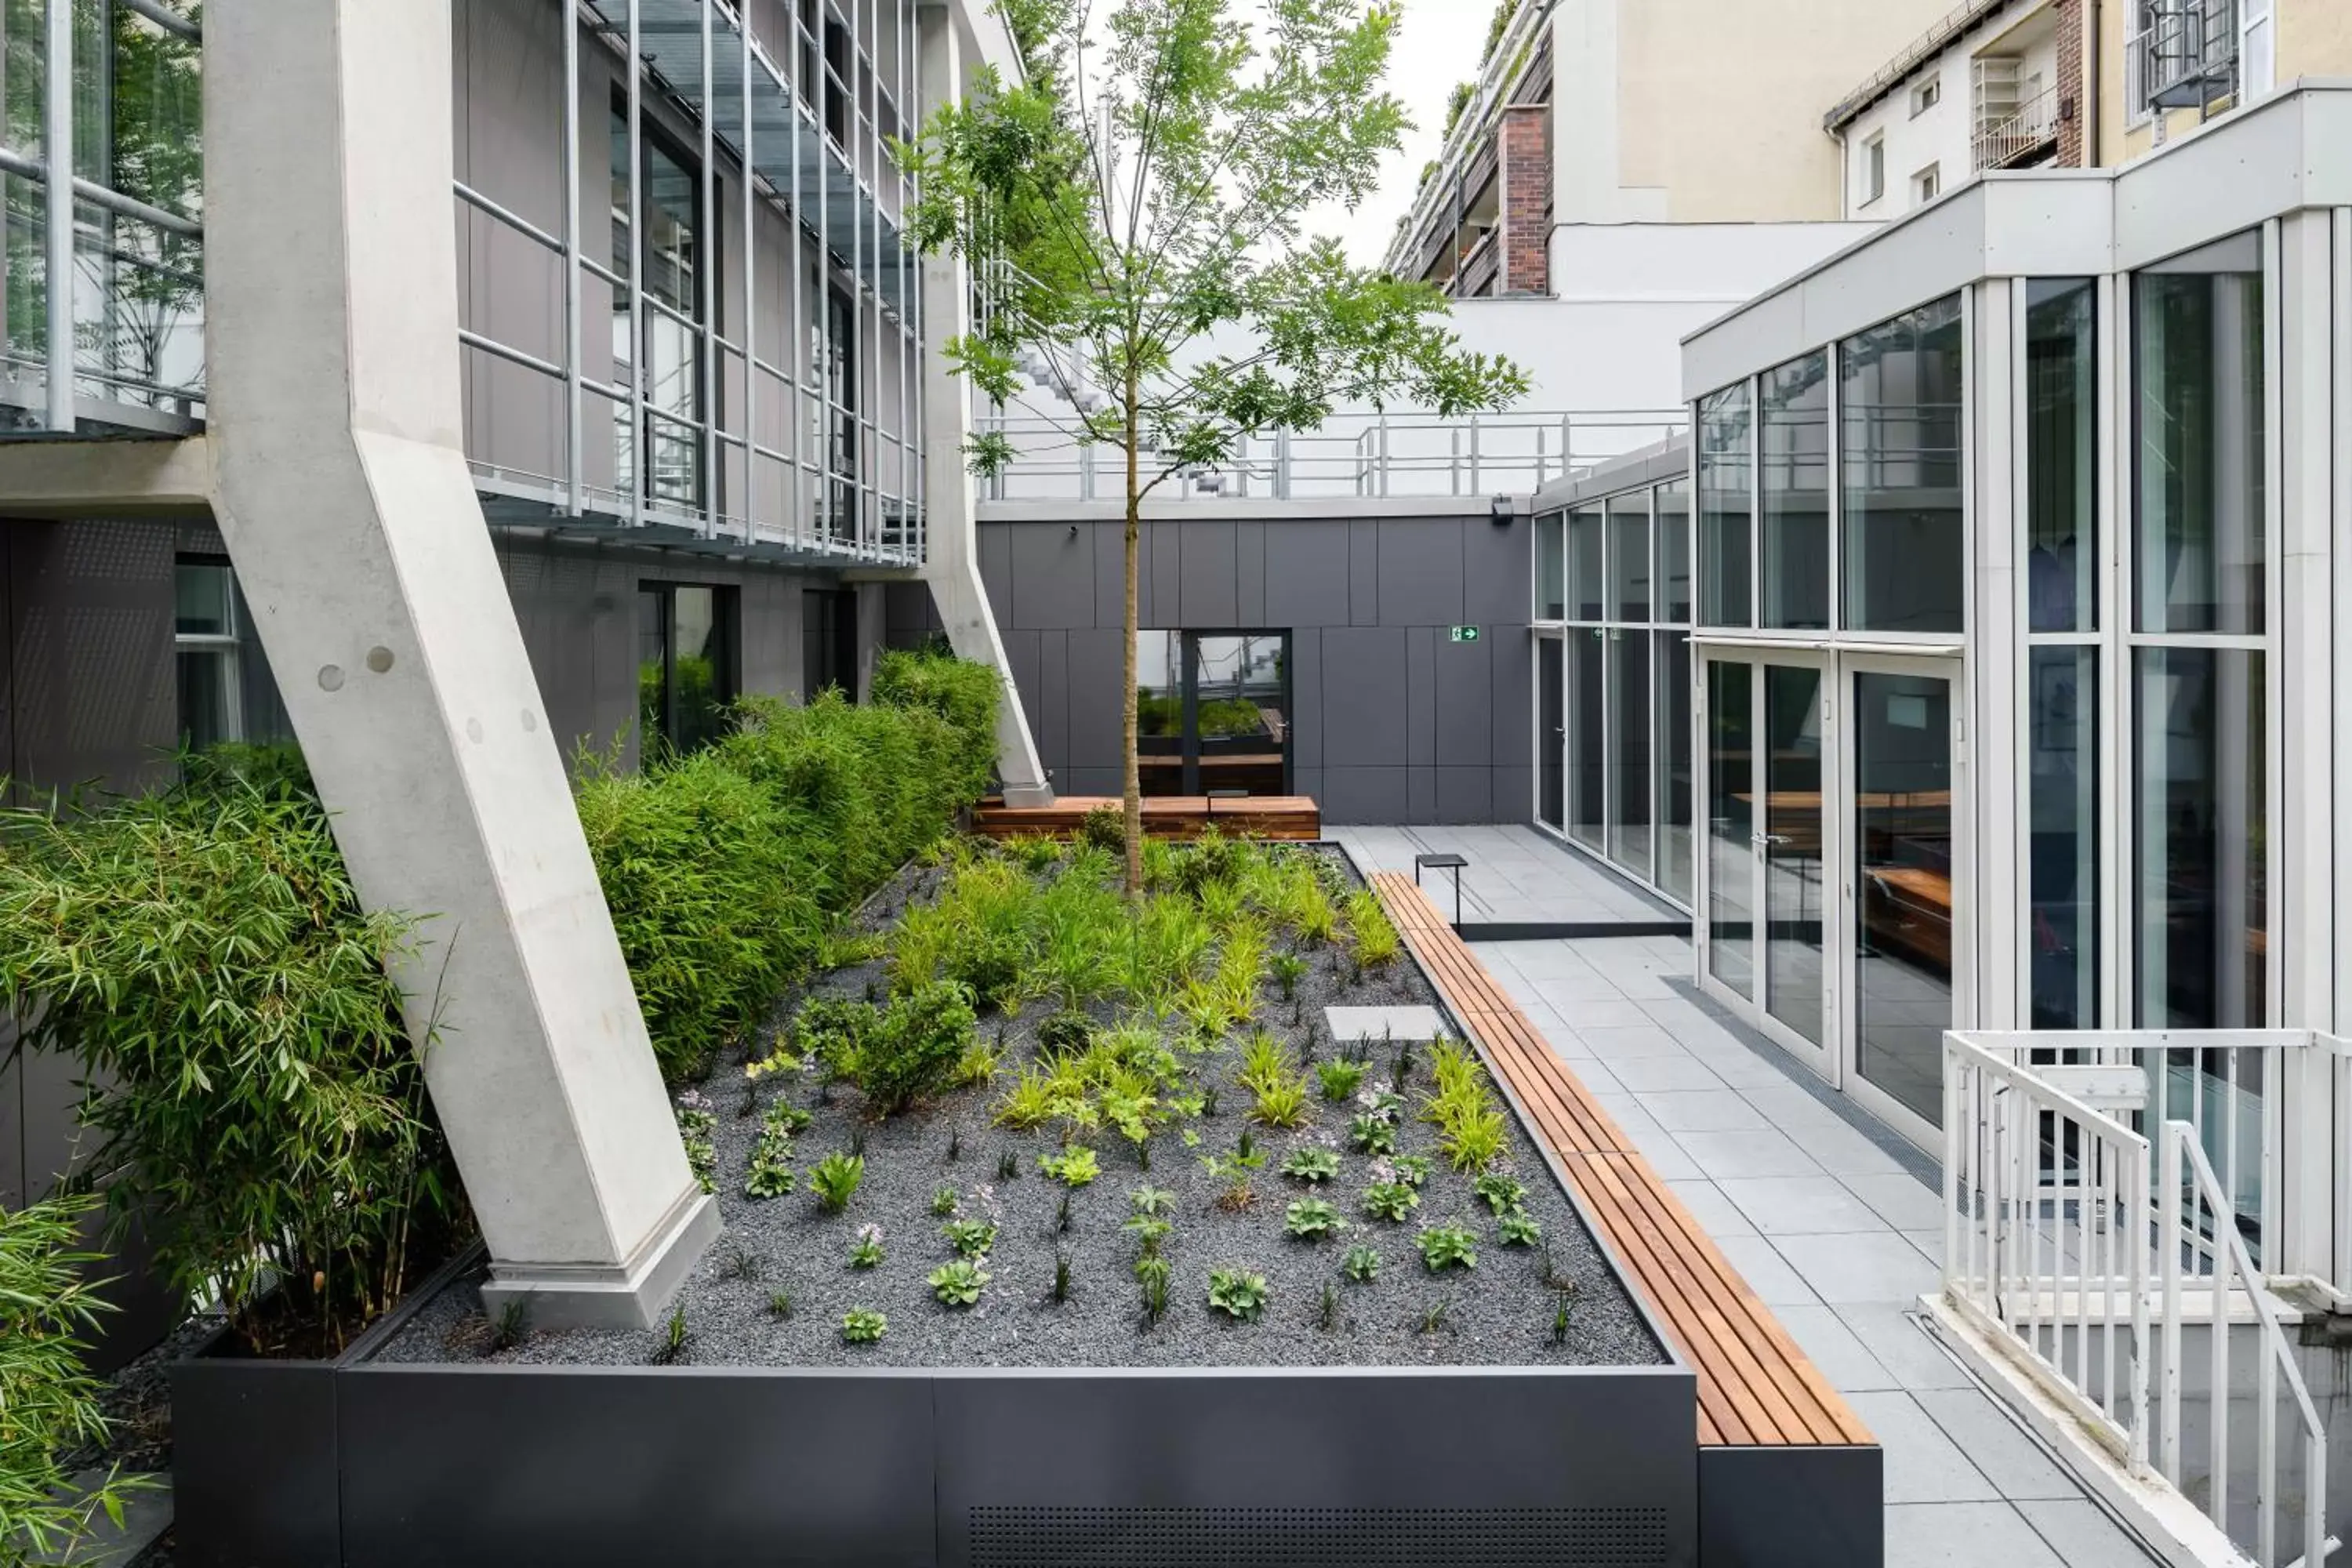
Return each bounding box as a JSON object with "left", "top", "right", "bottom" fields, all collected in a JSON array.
[
  {"left": 638, "top": 583, "right": 737, "bottom": 756},
  {"left": 1759, "top": 353, "right": 1830, "bottom": 630},
  {"left": 174, "top": 557, "right": 291, "bottom": 751},
  {"left": 1697, "top": 383, "right": 1752, "bottom": 627},
  {"left": 3, "top": 0, "right": 205, "bottom": 429},
  {"left": 1840, "top": 296, "right": 1964, "bottom": 633},
  {"left": 1534, "top": 477, "right": 1693, "bottom": 907}
]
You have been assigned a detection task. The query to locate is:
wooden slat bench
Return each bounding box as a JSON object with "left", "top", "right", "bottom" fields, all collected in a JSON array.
[
  {"left": 971, "top": 794, "right": 1321, "bottom": 841},
  {"left": 1369, "top": 872, "right": 1875, "bottom": 1454}
]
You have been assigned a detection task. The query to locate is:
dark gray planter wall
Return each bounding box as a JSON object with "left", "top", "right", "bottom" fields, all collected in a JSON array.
[{"left": 968, "top": 511, "right": 1534, "bottom": 824}]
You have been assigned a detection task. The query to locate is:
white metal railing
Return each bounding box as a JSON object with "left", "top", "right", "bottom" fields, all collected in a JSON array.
[
  {"left": 977, "top": 408, "right": 1688, "bottom": 505},
  {"left": 1945, "top": 1029, "right": 2347, "bottom": 1568},
  {"left": 1973, "top": 82, "right": 2064, "bottom": 171},
  {"left": 2161, "top": 1121, "right": 2329, "bottom": 1568}
]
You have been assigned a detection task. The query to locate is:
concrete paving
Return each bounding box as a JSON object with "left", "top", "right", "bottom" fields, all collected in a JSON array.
[
  {"left": 1471, "top": 931, "right": 2161, "bottom": 1567},
  {"left": 1330, "top": 823, "right": 1681, "bottom": 930}
]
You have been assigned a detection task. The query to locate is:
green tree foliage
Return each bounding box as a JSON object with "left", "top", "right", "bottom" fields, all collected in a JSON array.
[
  {"left": 0, "top": 752, "right": 451, "bottom": 1352},
  {"left": 0, "top": 1194, "right": 150, "bottom": 1568},
  {"left": 899, "top": 0, "right": 1526, "bottom": 895}
]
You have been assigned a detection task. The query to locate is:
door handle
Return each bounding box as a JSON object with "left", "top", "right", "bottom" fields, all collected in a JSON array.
[{"left": 1751, "top": 833, "right": 1791, "bottom": 847}]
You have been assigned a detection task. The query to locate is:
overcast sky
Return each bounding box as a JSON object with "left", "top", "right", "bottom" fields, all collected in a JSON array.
[{"left": 1304, "top": 1, "right": 1492, "bottom": 267}]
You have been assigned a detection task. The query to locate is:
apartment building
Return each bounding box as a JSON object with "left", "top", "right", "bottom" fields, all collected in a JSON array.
[{"left": 0, "top": 0, "right": 1044, "bottom": 1334}]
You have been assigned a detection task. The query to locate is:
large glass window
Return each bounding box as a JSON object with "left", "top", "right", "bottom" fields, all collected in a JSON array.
[
  {"left": 1608, "top": 489, "right": 1650, "bottom": 621},
  {"left": 1657, "top": 477, "right": 1692, "bottom": 623},
  {"left": 1760, "top": 354, "right": 1830, "bottom": 630},
  {"left": 174, "top": 558, "right": 291, "bottom": 752},
  {"left": 1534, "top": 510, "right": 1564, "bottom": 621},
  {"left": 639, "top": 583, "right": 736, "bottom": 756},
  {"left": 1841, "top": 296, "right": 1964, "bottom": 633},
  {"left": 1134, "top": 631, "right": 1291, "bottom": 797},
  {"left": 1853, "top": 672, "right": 1955, "bottom": 1125},
  {"left": 1655, "top": 631, "right": 1693, "bottom": 904},
  {"left": 1706, "top": 659, "right": 1755, "bottom": 997},
  {"left": 1609, "top": 631, "right": 1651, "bottom": 879},
  {"left": 2029, "top": 647, "right": 2097, "bottom": 1029},
  {"left": 2027, "top": 280, "right": 2096, "bottom": 633},
  {"left": 1697, "top": 384, "right": 1752, "bottom": 628},
  {"left": 2135, "top": 245, "right": 2264, "bottom": 637},
  {"left": 2134, "top": 648, "right": 2264, "bottom": 1029},
  {"left": 1568, "top": 628, "right": 1604, "bottom": 850},
  {"left": 1566, "top": 505, "right": 1603, "bottom": 622},
  {"left": 612, "top": 105, "right": 707, "bottom": 510}
]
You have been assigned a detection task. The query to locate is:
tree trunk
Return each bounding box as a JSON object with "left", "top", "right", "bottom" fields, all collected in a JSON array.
[{"left": 1121, "top": 389, "right": 1144, "bottom": 900}]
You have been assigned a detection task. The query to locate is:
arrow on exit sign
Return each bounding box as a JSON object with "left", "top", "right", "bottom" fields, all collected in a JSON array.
[{"left": 1449, "top": 626, "right": 1480, "bottom": 643}]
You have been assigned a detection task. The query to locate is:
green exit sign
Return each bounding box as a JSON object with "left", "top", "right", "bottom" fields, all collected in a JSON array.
[{"left": 1449, "top": 626, "right": 1480, "bottom": 644}]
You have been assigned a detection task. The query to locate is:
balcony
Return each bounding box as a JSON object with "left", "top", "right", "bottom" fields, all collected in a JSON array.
[
  {"left": 1456, "top": 227, "right": 1501, "bottom": 298},
  {"left": 1972, "top": 81, "right": 2062, "bottom": 169}
]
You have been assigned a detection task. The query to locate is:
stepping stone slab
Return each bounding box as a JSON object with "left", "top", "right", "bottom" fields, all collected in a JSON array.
[{"left": 1323, "top": 1004, "right": 1447, "bottom": 1045}]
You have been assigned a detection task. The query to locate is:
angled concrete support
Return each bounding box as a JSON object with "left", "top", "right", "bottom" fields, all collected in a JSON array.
[
  {"left": 916, "top": 4, "right": 1053, "bottom": 807},
  {"left": 204, "top": 0, "right": 714, "bottom": 1328}
]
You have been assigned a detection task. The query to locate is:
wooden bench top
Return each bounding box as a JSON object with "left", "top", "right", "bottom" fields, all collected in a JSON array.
[
  {"left": 1369, "top": 872, "right": 1874, "bottom": 1451},
  {"left": 971, "top": 795, "right": 1322, "bottom": 840}
]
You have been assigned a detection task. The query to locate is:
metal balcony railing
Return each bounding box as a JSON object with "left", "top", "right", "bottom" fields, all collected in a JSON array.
[
  {"left": 2139, "top": 0, "right": 2239, "bottom": 115},
  {"left": 1972, "top": 82, "right": 2063, "bottom": 170}
]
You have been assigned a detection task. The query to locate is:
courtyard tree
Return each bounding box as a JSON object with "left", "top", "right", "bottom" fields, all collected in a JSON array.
[{"left": 900, "top": 0, "right": 1526, "bottom": 895}]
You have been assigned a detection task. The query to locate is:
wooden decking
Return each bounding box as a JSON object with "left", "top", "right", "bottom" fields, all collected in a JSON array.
[
  {"left": 971, "top": 795, "right": 1321, "bottom": 841},
  {"left": 1370, "top": 872, "right": 1874, "bottom": 1451}
]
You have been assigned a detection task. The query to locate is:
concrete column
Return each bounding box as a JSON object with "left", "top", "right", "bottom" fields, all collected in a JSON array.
[
  {"left": 916, "top": 4, "right": 1053, "bottom": 805},
  {"left": 203, "top": 0, "right": 715, "bottom": 1328}
]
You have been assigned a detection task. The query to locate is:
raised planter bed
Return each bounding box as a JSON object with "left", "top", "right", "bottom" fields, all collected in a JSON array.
[{"left": 174, "top": 839, "right": 1704, "bottom": 1567}]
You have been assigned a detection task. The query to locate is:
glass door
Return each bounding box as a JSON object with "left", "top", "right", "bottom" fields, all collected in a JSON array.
[
  {"left": 1134, "top": 631, "right": 1292, "bottom": 797},
  {"left": 1845, "top": 662, "right": 1958, "bottom": 1141},
  {"left": 1761, "top": 663, "right": 1828, "bottom": 1054},
  {"left": 1537, "top": 637, "right": 1563, "bottom": 829}
]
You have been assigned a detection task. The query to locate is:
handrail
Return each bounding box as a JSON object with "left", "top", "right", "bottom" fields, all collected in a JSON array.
[
  {"left": 2161, "top": 1121, "right": 2328, "bottom": 1568},
  {"left": 1972, "top": 82, "right": 2064, "bottom": 171}
]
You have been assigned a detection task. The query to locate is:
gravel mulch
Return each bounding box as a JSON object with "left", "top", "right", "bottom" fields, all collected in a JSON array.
[{"left": 379, "top": 845, "right": 1664, "bottom": 1373}]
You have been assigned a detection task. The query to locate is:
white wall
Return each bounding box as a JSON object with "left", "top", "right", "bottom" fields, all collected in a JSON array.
[{"left": 1835, "top": 0, "right": 2067, "bottom": 220}]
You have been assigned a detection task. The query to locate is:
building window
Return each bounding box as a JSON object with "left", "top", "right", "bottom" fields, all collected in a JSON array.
[
  {"left": 1567, "top": 504, "right": 1604, "bottom": 622},
  {"left": 2026, "top": 281, "right": 2097, "bottom": 633},
  {"left": 1134, "top": 631, "right": 1290, "bottom": 797},
  {"left": 1697, "top": 383, "right": 1752, "bottom": 628},
  {"left": 804, "top": 587, "right": 858, "bottom": 701},
  {"left": 1911, "top": 78, "right": 1941, "bottom": 117},
  {"left": 1913, "top": 163, "right": 1941, "bottom": 203},
  {"left": 1839, "top": 294, "right": 1965, "bottom": 633},
  {"left": 638, "top": 583, "right": 736, "bottom": 757},
  {"left": 611, "top": 101, "right": 708, "bottom": 511},
  {"left": 174, "top": 557, "right": 291, "bottom": 751},
  {"left": 2241, "top": 0, "right": 2273, "bottom": 100},
  {"left": 1861, "top": 135, "right": 1886, "bottom": 206},
  {"left": 1759, "top": 352, "right": 1830, "bottom": 631},
  {"left": 1534, "top": 510, "right": 1564, "bottom": 622},
  {"left": 2130, "top": 234, "right": 2268, "bottom": 1028}
]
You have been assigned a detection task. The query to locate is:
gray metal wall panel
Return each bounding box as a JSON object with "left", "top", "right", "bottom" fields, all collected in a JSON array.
[
  {"left": 1064, "top": 627, "right": 1126, "bottom": 772},
  {"left": 1234, "top": 521, "right": 1265, "bottom": 626},
  {"left": 1408, "top": 764, "right": 1437, "bottom": 822},
  {"left": 1489, "top": 626, "right": 1534, "bottom": 768},
  {"left": 1320, "top": 627, "right": 1407, "bottom": 768},
  {"left": 1321, "top": 764, "right": 1408, "bottom": 823},
  {"left": 1434, "top": 636, "right": 1495, "bottom": 768},
  {"left": 997, "top": 628, "right": 1042, "bottom": 754},
  {"left": 1007, "top": 521, "right": 1094, "bottom": 630},
  {"left": 1463, "top": 514, "right": 1531, "bottom": 628},
  {"left": 1437, "top": 766, "right": 1494, "bottom": 826},
  {"left": 1176, "top": 521, "right": 1237, "bottom": 626},
  {"left": 9, "top": 520, "right": 176, "bottom": 798},
  {"left": 1261, "top": 524, "right": 1349, "bottom": 626},
  {"left": 1290, "top": 630, "right": 1323, "bottom": 770},
  {"left": 1147, "top": 521, "right": 1180, "bottom": 629},
  {"left": 1091, "top": 521, "right": 1127, "bottom": 626},
  {"left": 1033, "top": 629, "right": 1069, "bottom": 769},
  {"left": 1347, "top": 520, "right": 1379, "bottom": 626},
  {"left": 978, "top": 521, "right": 1014, "bottom": 613},
  {"left": 1377, "top": 518, "right": 1465, "bottom": 627},
  {"left": 1406, "top": 626, "right": 1436, "bottom": 766}
]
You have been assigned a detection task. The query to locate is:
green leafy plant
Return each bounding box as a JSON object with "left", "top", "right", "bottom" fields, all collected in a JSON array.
[
  {"left": 1342, "top": 1243, "right": 1381, "bottom": 1283},
  {"left": 856, "top": 980, "right": 981, "bottom": 1114},
  {"left": 1317, "top": 1280, "right": 1338, "bottom": 1331},
  {"left": 1039, "top": 1145, "right": 1102, "bottom": 1187},
  {"left": 953, "top": 1037, "right": 1001, "bottom": 1089},
  {"left": 929, "top": 1258, "right": 992, "bottom": 1307},
  {"left": 1130, "top": 1183, "right": 1178, "bottom": 1217},
  {"left": 901, "top": 0, "right": 1524, "bottom": 898},
  {"left": 810, "top": 1152, "right": 866, "bottom": 1214},
  {"left": 1552, "top": 1296, "right": 1573, "bottom": 1345},
  {"left": 0, "top": 757, "right": 459, "bottom": 1353},
  {"left": 1270, "top": 950, "right": 1308, "bottom": 1001},
  {"left": 1388, "top": 1153, "right": 1432, "bottom": 1189},
  {"left": 1078, "top": 802, "right": 1125, "bottom": 853},
  {"left": 1207, "top": 1268, "right": 1270, "bottom": 1323},
  {"left": 653, "top": 1304, "right": 691, "bottom": 1365},
  {"left": 1200, "top": 1137, "right": 1268, "bottom": 1212},
  {"left": 1053, "top": 1251, "right": 1073, "bottom": 1304},
  {"left": 1281, "top": 1147, "right": 1341, "bottom": 1184},
  {"left": 677, "top": 1102, "right": 719, "bottom": 1195},
  {"left": 1420, "top": 1297, "right": 1452, "bottom": 1334},
  {"left": 1138, "top": 1258, "right": 1171, "bottom": 1325},
  {"left": 1316, "top": 1058, "right": 1367, "bottom": 1102},
  {"left": 942, "top": 1217, "right": 998, "bottom": 1260},
  {"left": 841, "top": 1308, "right": 888, "bottom": 1344},
  {"left": 1474, "top": 1172, "right": 1526, "bottom": 1216},
  {"left": 1123, "top": 1214, "right": 1172, "bottom": 1254},
  {"left": 1417, "top": 1224, "right": 1479, "bottom": 1273},
  {"left": 1283, "top": 1198, "right": 1346, "bottom": 1240},
  {"left": 1421, "top": 1037, "right": 1508, "bottom": 1172},
  {"left": 1497, "top": 1209, "right": 1543, "bottom": 1247},
  {"left": 1344, "top": 889, "right": 1403, "bottom": 967},
  {"left": 849, "top": 1225, "right": 887, "bottom": 1269},
  {"left": 1348, "top": 1112, "right": 1397, "bottom": 1156},
  {"left": 768, "top": 1289, "right": 794, "bottom": 1320},
  {"left": 1361, "top": 1181, "right": 1421, "bottom": 1223},
  {"left": 997, "top": 1149, "right": 1021, "bottom": 1181},
  {"left": 932, "top": 1185, "right": 961, "bottom": 1218},
  {"left": 0, "top": 1194, "right": 152, "bottom": 1566}
]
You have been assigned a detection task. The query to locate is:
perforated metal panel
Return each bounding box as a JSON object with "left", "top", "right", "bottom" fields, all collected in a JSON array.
[{"left": 967, "top": 1505, "right": 1669, "bottom": 1566}]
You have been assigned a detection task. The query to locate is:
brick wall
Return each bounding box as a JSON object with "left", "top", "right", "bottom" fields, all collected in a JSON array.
[
  {"left": 1499, "top": 104, "right": 1550, "bottom": 296},
  {"left": 2055, "top": 0, "right": 2086, "bottom": 165}
]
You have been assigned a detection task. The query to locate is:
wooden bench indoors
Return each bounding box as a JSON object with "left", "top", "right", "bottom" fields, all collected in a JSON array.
[{"left": 1369, "top": 873, "right": 1884, "bottom": 1566}]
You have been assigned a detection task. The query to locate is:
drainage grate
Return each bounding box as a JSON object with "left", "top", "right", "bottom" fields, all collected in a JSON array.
[{"left": 967, "top": 1506, "right": 1668, "bottom": 1566}]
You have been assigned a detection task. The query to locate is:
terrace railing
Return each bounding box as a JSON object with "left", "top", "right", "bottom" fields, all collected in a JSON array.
[{"left": 1944, "top": 1029, "right": 2348, "bottom": 1566}]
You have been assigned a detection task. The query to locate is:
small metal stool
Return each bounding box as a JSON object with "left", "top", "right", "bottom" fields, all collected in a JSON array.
[{"left": 1414, "top": 851, "right": 1469, "bottom": 928}]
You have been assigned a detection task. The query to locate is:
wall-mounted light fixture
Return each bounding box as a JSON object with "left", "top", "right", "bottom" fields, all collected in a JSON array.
[{"left": 1490, "top": 495, "right": 1513, "bottom": 526}]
